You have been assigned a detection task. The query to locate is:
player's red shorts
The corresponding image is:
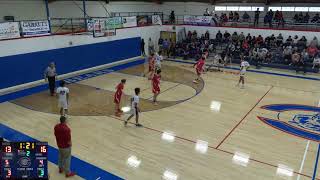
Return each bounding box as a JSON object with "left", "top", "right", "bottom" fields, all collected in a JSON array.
[
  {"left": 149, "top": 66, "right": 154, "bottom": 72},
  {"left": 114, "top": 94, "right": 121, "bottom": 104},
  {"left": 152, "top": 85, "right": 160, "bottom": 94},
  {"left": 196, "top": 69, "right": 202, "bottom": 76}
]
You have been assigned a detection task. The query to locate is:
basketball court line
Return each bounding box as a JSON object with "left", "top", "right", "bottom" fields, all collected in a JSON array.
[
  {"left": 297, "top": 140, "right": 311, "bottom": 180},
  {"left": 1, "top": 60, "right": 320, "bottom": 179},
  {"left": 0, "top": 123, "right": 123, "bottom": 180},
  {"left": 166, "top": 59, "right": 320, "bottom": 82},
  {"left": 312, "top": 144, "right": 320, "bottom": 180},
  {"left": 107, "top": 115, "right": 317, "bottom": 179},
  {"left": 215, "top": 85, "right": 274, "bottom": 149}
]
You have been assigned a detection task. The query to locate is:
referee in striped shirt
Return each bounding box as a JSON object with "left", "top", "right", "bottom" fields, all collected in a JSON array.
[{"left": 44, "top": 62, "right": 57, "bottom": 96}]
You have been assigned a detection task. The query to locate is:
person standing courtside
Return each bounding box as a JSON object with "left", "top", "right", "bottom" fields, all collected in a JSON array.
[
  {"left": 54, "top": 116, "right": 76, "bottom": 178},
  {"left": 44, "top": 62, "right": 57, "bottom": 96}
]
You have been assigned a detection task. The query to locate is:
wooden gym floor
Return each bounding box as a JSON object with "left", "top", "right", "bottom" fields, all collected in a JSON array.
[{"left": 0, "top": 60, "right": 319, "bottom": 180}]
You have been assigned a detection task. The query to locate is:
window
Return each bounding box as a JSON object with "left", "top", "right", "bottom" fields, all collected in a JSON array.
[
  {"left": 281, "top": 7, "right": 295, "bottom": 12},
  {"left": 215, "top": 6, "right": 227, "bottom": 11},
  {"left": 295, "top": 7, "right": 309, "bottom": 12},
  {"left": 252, "top": 7, "right": 264, "bottom": 11},
  {"left": 238, "top": 6, "right": 252, "bottom": 11},
  {"left": 227, "top": 6, "right": 239, "bottom": 11},
  {"left": 308, "top": 7, "right": 320, "bottom": 12},
  {"left": 268, "top": 7, "right": 282, "bottom": 11}
]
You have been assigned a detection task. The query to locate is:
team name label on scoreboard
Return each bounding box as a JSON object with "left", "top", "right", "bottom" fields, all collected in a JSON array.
[{"left": 1, "top": 141, "right": 48, "bottom": 179}]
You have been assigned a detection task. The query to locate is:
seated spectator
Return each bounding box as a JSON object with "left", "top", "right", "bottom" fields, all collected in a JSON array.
[
  {"left": 307, "top": 44, "right": 319, "bottom": 58},
  {"left": 234, "top": 12, "right": 240, "bottom": 22},
  {"left": 192, "top": 30, "right": 198, "bottom": 39},
  {"left": 242, "top": 12, "right": 250, "bottom": 22},
  {"left": 293, "top": 13, "right": 299, "bottom": 23},
  {"left": 265, "top": 51, "right": 272, "bottom": 63},
  {"left": 276, "top": 34, "right": 283, "bottom": 46},
  {"left": 292, "top": 51, "right": 306, "bottom": 74},
  {"left": 216, "top": 30, "right": 223, "bottom": 42},
  {"left": 301, "top": 48, "right": 310, "bottom": 62},
  {"left": 304, "top": 13, "right": 310, "bottom": 23},
  {"left": 205, "top": 31, "right": 210, "bottom": 40},
  {"left": 298, "top": 13, "right": 304, "bottom": 23},
  {"left": 246, "top": 33, "right": 252, "bottom": 42},
  {"left": 239, "top": 32, "right": 245, "bottom": 43},
  {"left": 297, "top": 36, "right": 307, "bottom": 49},
  {"left": 313, "top": 53, "right": 320, "bottom": 69},
  {"left": 256, "top": 35, "right": 264, "bottom": 45},
  {"left": 229, "top": 11, "right": 234, "bottom": 21},
  {"left": 293, "top": 35, "right": 299, "bottom": 45},
  {"left": 242, "top": 40, "right": 250, "bottom": 53},
  {"left": 310, "top": 37, "right": 318, "bottom": 47},
  {"left": 311, "top": 14, "right": 320, "bottom": 23},
  {"left": 231, "top": 32, "right": 239, "bottom": 43},
  {"left": 283, "top": 46, "right": 293, "bottom": 64},
  {"left": 223, "top": 31, "right": 231, "bottom": 42},
  {"left": 285, "top": 36, "right": 293, "bottom": 46}
]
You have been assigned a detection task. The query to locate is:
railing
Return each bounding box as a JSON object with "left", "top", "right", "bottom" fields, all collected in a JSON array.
[
  {"left": 1, "top": 13, "right": 320, "bottom": 41},
  {"left": 162, "top": 15, "right": 320, "bottom": 31}
]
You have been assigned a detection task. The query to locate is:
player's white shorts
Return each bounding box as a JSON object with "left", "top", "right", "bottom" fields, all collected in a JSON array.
[
  {"left": 240, "top": 70, "right": 246, "bottom": 77},
  {"left": 155, "top": 63, "right": 161, "bottom": 70},
  {"left": 130, "top": 107, "right": 138, "bottom": 116},
  {"left": 58, "top": 100, "right": 68, "bottom": 110}
]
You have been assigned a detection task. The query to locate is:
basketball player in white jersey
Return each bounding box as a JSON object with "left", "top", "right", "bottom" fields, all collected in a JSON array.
[
  {"left": 56, "top": 80, "right": 69, "bottom": 117},
  {"left": 155, "top": 51, "right": 163, "bottom": 71},
  {"left": 124, "top": 88, "right": 142, "bottom": 127},
  {"left": 237, "top": 56, "right": 250, "bottom": 89}
]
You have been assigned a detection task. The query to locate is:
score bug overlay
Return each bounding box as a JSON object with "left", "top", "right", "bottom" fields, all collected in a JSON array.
[{"left": 1, "top": 141, "right": 48, "bottom": 179}]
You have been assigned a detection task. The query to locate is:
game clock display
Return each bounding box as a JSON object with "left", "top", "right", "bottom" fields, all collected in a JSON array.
[{"left": 1, "top": 141, "right": 48, "bottom": 179}]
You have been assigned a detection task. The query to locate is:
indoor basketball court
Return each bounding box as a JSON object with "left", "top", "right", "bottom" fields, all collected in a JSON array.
[{"left": 1, "top": 0, "right": 320, "bottom": 180}]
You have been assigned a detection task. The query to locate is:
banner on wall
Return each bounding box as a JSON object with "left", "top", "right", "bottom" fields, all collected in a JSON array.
[
  {"left": 0, "top": 22, "right": 20, "bottom": 40},
  {"left": 152, "top": 15, "right": 162, "bottom": 25},
  {"left": 20, "top": 20, "right": 51, "bottom": 37},
  {"left": 122, "top": 16, "right": 137, "bottom": 28},
  {"left": 183, "top": 15, "right": 212, "bottom": 25},
  {"left": 105, "top": 17, "right": 123, "bottom": 29},
  {"left": 137, "top": 16, "right": 148, "bottom": 26},
  {"left": 87, "top": 19, "right": 104, "bottom": 31}
]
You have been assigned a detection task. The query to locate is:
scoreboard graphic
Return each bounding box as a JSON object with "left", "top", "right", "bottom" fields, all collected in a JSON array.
[{"left": 1, "top": 141, "right": 48, "bottom": 179}]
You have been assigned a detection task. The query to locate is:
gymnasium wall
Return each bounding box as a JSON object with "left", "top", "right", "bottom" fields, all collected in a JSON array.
[
  {"left": 2, "top": 1, "right": 320, "bottom": 21},
  {"left": 0, "top": 25, "right": 160, "bottom": 90}
]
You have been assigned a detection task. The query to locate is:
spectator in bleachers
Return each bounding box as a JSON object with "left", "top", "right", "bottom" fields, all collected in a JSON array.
[
  {"left": 246, "top": 33, "right": 252, "bottom": 42},
  {"left": 234, "top": 12, "right": 240, "bottom": 22},
  {"left": 239, "top": 32, "right": 245, "bottom": 44},
  {"left": 292, "top": 50, "right": 306, "bottom": 74},
  {"left": 242, "top": 12, "right": 250, "bottom": 22},
  {"left": 216, "top": 30, "right": 223, "bottom": 42},
  {"left": 283, "top": 46, "right": 293, "bottom": 64},
  {"left": 231, "top": 32, "right": 239, "bottom": 43},
  {"left": 307, "top": 44, "right": 319, "bottom": 58},
  {"left": 311, "top": 14, "right": 320, "bottom": 23},
  {"left": 256, "top": 35, "right": 264, "bottom": 45},
  {"left": 304, "top": 13, "right": 310, "bottom": 23},
  {"left": 205, "top": 31, "right": 210, "bottom": 40},
  {"left": 298, "top": 13, "right": 304, "bottom": 23},
  {"left": 297, "top": 36, "right": 307, "bottom": 50},
  {"left": 229, "top": 11, "right": 234, "bottom": 21},
  {"left": 254, "top": 8, "right": 260, "bottom": 26},
  {"left": 285, "top": 36, "right": 293, "bottom": 46},
  {"left": 169, "top": 11, "right": 175, "bottom": 24},
  {"left": 223, "top": 31, "right": 231, "bottom": 42},
  {"left": 265, "top": 51, "right": 272, "bottom": 63},
  {"left": 313, "top": 53, "right": 320, "bottom": 69},
  {"left": 310, "top": 37, "right": 318, "bottom": 47},
  {"left": 266, "top": 9, "right": 274, "bottom": 27},
  {"left": 293, "top": 35, "right": 299, "bottom": 45},
  {"left": 275, "top": 10, "right": 284, "bottom": 27},
  {"left": 293, "top": 13, "right": 299, "bottom": 23},
  {"left": 276, "top": 34, "right": 283, "bottom": 47}
]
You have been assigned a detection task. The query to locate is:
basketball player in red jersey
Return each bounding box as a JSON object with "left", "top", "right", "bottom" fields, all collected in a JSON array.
[
  {"left": 193, "top": 57, "right": 205, "bottom": 83},
  {"left": 147, "top": 53, "right": 155, "bottom": 80},
  {"left": 114, "top": 79, "right": 126, "bottom": 117},
  {"left": 152, "top": 69, "right": 161, "bottom": 105}
]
